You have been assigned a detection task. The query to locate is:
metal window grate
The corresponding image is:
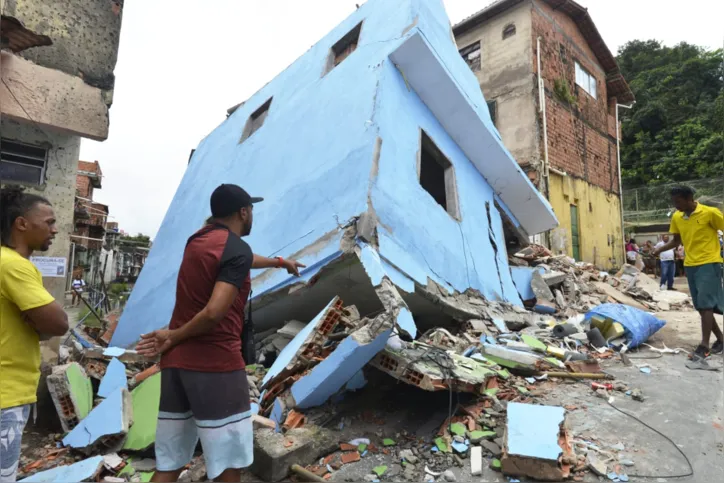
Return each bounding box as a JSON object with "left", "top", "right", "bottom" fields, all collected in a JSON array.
[
  {"left": 0, "top": 138, "right": 48, "bottom": 185},
  {"left": 459, "top": 41, "right": 481, "bottom": 72}
]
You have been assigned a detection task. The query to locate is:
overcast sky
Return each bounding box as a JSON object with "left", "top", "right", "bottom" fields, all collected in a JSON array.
[{"left": 80, "top": 0, "right": 724, "bottom": 239}]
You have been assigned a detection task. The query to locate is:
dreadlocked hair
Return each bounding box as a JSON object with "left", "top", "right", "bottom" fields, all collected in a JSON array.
[{"left": 0, "top": 185, "right": 51, "bottom": 246}]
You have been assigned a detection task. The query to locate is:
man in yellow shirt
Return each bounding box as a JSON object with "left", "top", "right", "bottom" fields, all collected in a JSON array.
[
  {"left": 654, "top": 185, "right": 724, "bottom": 361},
  {"left": 1, "top": 186, "right": 69, "bottom": 482}
]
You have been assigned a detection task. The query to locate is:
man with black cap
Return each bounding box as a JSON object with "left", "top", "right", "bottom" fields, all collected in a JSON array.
[{"left": 137, "top": 184, "right": 304, "bottom": 482}]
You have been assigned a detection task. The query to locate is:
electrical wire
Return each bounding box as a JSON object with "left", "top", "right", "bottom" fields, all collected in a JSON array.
[
  {"left": 400, "top": 345, "right": 459, "bottom": 435},
  {"left": 606, "top": 400, "right": 694, "bottom": 479}
]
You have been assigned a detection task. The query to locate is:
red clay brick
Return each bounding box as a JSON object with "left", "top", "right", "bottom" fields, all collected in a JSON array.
[{"left": 341, "top": 452, "right": 361, "bottom": 464}]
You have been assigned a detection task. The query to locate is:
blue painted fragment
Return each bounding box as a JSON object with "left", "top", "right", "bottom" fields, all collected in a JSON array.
[
  {"left": 380, "top": 259, "right": 415, "bottom": 293},
  {"left": 395, "top": 307, "right": 417, "bottom": 339},
  {"left": 510, "top": 267, "right": 544, "bottom": 301},
  {"left": 359, "top": 243, "right": 386, "bottom": 286},
  {"left": 19, "top": 456, "right": 103, "bottom": 482},
  {"left": 506, "top": 402, "right": 565, "bottom": 461},
  {"left": 345, "top": 370, "right": 367, "bottom": 391},
  {"left": 103, "top": 346, "right": 125, "bottom": 357},
  {"left": 98, "top": 358, "right": 127, "bottom": 398},
  {"left": 62, "top": 387, "right": 130, "bottom": 448},
  {"left": 451, "top": 441, "right": 469, "bottom": 454},
  {"left": 269, "top": 399, "right": 284, "bottom": 433},
  {"left": 291, "top": 329, "right": 392, "bottom": 408},
  {"left": 491, "top": 319, "right": 509, "bottom": 334},
  {"left": 262, "top": 299, "right": 337, "bottom": 387}
]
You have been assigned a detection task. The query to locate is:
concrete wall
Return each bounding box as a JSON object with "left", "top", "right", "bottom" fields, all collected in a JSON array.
[
  {"left": 454, "top": 1, "right": 538, "bottom": 168},
  {"left": 548, "top": 173, "right": 623, "bottom": 269},
  {"left": 1, "top": 0, "right": 123, "bottom": 92},
  {"left": 1, "top": 117, "right": 81, "bottom": 303},
  {"left": 112, "top": 0, "right": 548, "bottom": 347},
  {"left": 0, "top": 52, "right": 110, "bottom": 140}
]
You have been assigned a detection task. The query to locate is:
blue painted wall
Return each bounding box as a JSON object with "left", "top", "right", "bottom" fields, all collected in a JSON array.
[{"left": 112, "top": 0, "right": 535, "bottom": 347}]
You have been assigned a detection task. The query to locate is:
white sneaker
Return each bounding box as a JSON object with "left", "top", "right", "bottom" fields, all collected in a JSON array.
[{"left": 660, "top": 284, "right": 666, "bottom": 291}]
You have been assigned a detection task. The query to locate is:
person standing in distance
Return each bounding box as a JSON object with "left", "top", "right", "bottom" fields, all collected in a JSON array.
[
  {"left": 655, "top": 234, "right": 676, "bottom": 291},
  {"left": 654, "top": 186, "right": 724, "bottom": 360},
  {"left": 137, "top": 184, "right": 304, "bottom": 482},
  {"left": 1, "top": 186, "right": 69, "bottom": 483}
]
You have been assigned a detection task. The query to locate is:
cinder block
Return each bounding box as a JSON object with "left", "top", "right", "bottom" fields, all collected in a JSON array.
[
  {"left": 471, "top": 446, "right": 483, "bottom": 476},
  {"left": 251, "top": 426, "right": 337, "bottom": 482}
]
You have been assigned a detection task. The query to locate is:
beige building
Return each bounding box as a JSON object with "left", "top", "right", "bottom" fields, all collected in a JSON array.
[
  {"left": 1, "top": 0, "right": 124, "bottom": 301},
  {"left": 453, "top": 0, "right": 634, "bottom": 269}
]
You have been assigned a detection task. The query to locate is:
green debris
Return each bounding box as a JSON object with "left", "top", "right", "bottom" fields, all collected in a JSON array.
[
  {"left": 496, "top": 369, "right": 510, "bottom": 379},
  {"left": 117, "top": 464, "right": 135, "bottom": 477},
  {"left": 478, "top": 431, "right": 497, "bottom": 440},
  {"left": 491, "top": 458, "right": 502, "bottom": 471},
  {"left": 484, "top": 388, "right": 499, "bottom": 397},
  {"left": 373, "top": 466, "right": 388, "bottom": 477},
  {"left": 139, "top": 472, "right": 153, "bottom": 483},
  {"left": 383, "top": 438, "right": 396, "bottom": 447},
  {"left": 123, "top": 373, "right": 161, "bottom": 450},
  {"left": 516, "top": 386, "right": 530, "bottom": 394},
  {"left": 544, "top": 357, "right": 563, "bottom": 367},
  {"left": 521, "top": 334, "right": 546, "bottom": 351},
  {"left": 65, "top": 363, "right": 93, "bottom": 419},
  {"left": 245, "top": 364, "right": 258, "bottom": 372},
  {"left": 450, "top": 422, "right": 466, "bottom": 436},
  {"left": 358, "top": 443, "right": 368, "bottom": 453},
  {"left": 434, "top": 437, "right": 449, "bottom": 453}
]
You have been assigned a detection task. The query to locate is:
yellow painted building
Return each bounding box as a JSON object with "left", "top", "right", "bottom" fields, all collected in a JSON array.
[
  {"left": 548, "top": 173, "right": 624, "bottom": 269},
  {"left": 453, "top": 0, "right": 633, "bottom": 270}
]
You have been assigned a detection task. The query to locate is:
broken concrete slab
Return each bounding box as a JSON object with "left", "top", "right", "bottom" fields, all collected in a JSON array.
[
  {"left": 122, "top": 372, "right": 161, "bottom": 451},
  {"left": 290, "top": 326, "right": 392, "bottom": 409},
  {"left": 251, "top": 426, "right": 337, "bottom": 482},
  {"left": 62, "top": 386, "right": 132, "bottom": 451},
  {"left": 531, "top": 271, "right": 555, "bottom": 302},
  {"left": 98, "top": 358, "right": 127, "bottom": 398},
  {"left": 501, "top": 402, "right": 571, "bottom": 481},
  {"left": 371, "top": 342, "right": 499, "bottom": 392},
  {"left": 47, "top": 362, "right": 93, "bottom": 432},
  {"left": 19, "top": 455, "right": 103, "bottom": 482},
  {"left": 261, "top": 297, "right": 343, "bottom": 390}
]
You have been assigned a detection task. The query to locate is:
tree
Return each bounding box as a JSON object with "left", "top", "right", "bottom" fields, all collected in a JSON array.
[{"left": 617, "top": 41, "right": 723, "bottom": 188}]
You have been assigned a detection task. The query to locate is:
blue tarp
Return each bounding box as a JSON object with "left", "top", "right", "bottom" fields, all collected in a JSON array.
[{"left": 585, "top": 304, "right": 666, "bottom": 348}]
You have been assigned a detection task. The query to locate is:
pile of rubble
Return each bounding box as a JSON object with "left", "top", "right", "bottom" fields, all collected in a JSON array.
[
  {"left": 22, "top": 248, "right": 681, "bottom": 483},
  {"left": 511, "top": 244, "right": 691, "bottom": 314}
]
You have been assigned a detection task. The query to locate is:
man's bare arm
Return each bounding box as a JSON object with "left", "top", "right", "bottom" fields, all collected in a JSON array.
[
  {"left": 23, "top": 301, "right": 69, "bottom": 336},
  {"left": 252, "top": 254, "right": 306, "bottom": 276},
  {"left": 653, "top": 234, "right": 681, "bottom": 255},
  {"left": 136, "top": 281, "right": 239, "bottom": 357}
]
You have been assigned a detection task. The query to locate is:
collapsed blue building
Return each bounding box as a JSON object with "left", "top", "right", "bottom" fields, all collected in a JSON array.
[{"left": 111, "top": 0, "right": 557, "bottom": 415}]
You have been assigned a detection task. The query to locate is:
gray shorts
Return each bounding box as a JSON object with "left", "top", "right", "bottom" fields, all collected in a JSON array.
[
  {"left": 0, "top": 405, "right": 31, "bottom": 483},
  {"left": 156, "top": 368, "right": 253, "bottom": 479}
]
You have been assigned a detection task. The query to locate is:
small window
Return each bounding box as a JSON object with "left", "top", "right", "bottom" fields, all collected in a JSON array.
[
  {"left": 239, "top": 98, "right": 272, "bottom": 143},
  {"left": 0, "top": 138, "right": 47, "bottom": 185},
  {"left": 325, "top": 22, "right": 362, "bottom": 74},
  {"left": 459, "top": 41, "right": 481, "bottom": 72},
  {"left": 418, "top": 131, "right": 460, "bottom": 220},
  {"left": 487, "top": 100, "right": 497, "bottom": 127},
  {"left": 502, "top": 23, "right": 516, "bottom": 39},
  {"left": 574, "top": 61, "right": 597, "bottom": 99}
]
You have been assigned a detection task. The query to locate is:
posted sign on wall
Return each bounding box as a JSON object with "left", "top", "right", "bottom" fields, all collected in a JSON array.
[{"left": 30, "top": 256, "right": 67, "bottom": 278}]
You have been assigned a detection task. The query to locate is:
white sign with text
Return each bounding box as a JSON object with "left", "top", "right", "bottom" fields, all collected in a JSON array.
[{"left": 30, "top": 256, "right": 67, "bottom": 278}]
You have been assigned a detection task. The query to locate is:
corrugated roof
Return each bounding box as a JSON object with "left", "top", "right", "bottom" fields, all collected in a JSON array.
[
  {"left": 0, "top": 15, "right": 52, "bottom": 53},
  {"left": 453, "top": 0, "right": 634, "bottom": 103}
]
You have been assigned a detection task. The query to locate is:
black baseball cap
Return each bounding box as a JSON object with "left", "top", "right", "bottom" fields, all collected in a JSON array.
[{"left": 210, "top": 184, "right": 263, "bottom": 218}]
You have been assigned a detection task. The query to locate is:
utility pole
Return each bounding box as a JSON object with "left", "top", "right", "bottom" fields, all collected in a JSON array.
[{"left": 616, "top": 101, "right": 635, "bottom": 263}]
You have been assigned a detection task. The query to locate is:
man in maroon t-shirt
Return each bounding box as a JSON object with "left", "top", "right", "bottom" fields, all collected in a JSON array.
[{"left": 137, "top": 184, "right": 304, "bottom": 482}]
